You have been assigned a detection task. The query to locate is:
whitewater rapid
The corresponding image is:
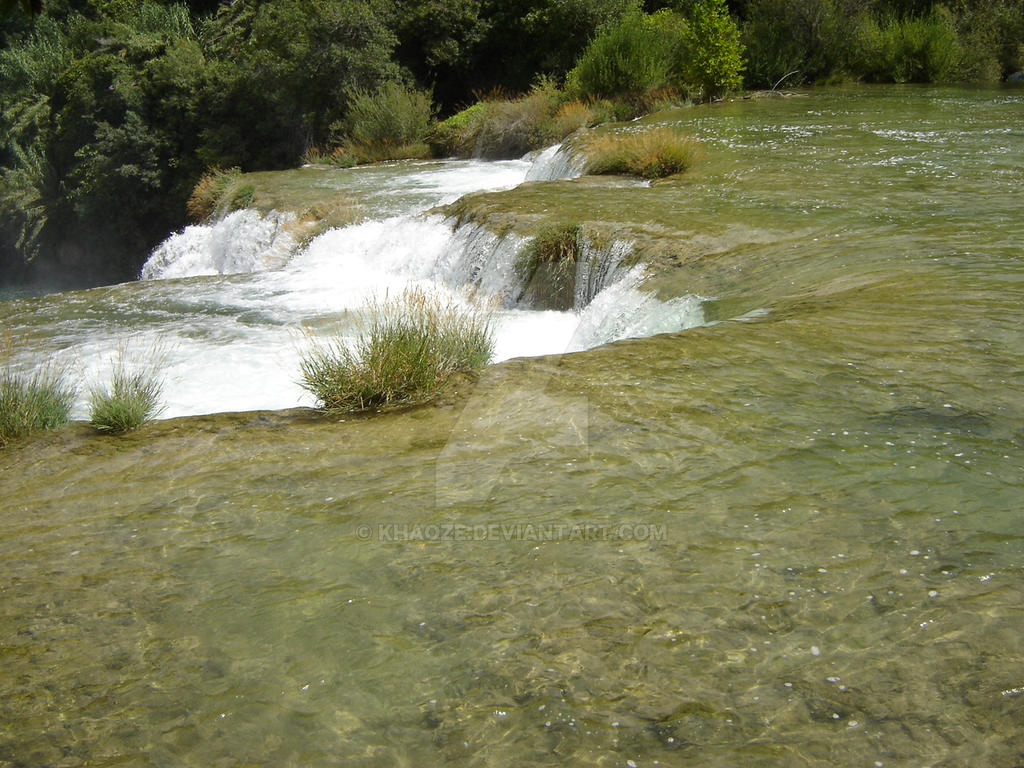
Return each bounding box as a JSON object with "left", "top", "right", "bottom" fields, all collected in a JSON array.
[{"left": 65, "top": 146, "right": 700, "bottom": 418}]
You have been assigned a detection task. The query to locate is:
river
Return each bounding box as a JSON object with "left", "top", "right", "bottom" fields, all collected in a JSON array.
[{"left": 1, "top": 85, "right": 1022, "bottom": 766}]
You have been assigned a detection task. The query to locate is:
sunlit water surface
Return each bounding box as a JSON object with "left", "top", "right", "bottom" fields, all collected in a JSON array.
[{"left": 1, "top": 86, "right": 1023, "bottom": 767}]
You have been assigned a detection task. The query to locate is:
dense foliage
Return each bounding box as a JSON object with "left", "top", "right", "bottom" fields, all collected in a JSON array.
[
  {"left": 1, "top": 0, "right": 1021, "bottom": 288},
  {"left": 566, "top": 1, "right": 743, "bottom": 102},
  {"left": 1, "top": 0, "right": 400, "bottom": 287},
  {"left": 738, "top": 0, "right": 1023, "bottom": 87}
]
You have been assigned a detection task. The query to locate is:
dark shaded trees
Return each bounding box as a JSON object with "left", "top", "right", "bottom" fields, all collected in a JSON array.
[
  {"left": 1, "top": 4, "right": 208, "bottom": 285},
  {"left": 1, "top": 0, "right": 400, "bottom": 286}
]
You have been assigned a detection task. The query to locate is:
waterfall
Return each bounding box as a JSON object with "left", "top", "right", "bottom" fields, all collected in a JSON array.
[
  {"left": 525, "top": 144, "right": 585, "bottom": 182},
  {"left": 573, "top": 236, "right": 633, "bottom": 309},
  {"left": 140, "top": 210, "right": 298, "bottom": 279},
  {"left": 566, "top": 266, "right": 705, "bottom": 353},
  {"left": 113, "top": 155, "right": 705, "bottom": 417},
  {"left": 140, "top": 141, "right": 583, "bottom": 282},
  {"left": 433, "top": 222, "right": 527, "bottom": 303}
]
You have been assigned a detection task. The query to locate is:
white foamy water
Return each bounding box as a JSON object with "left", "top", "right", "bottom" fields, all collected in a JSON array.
[
  {"left": 53, "top": 150, "right": 704, "bottom": 418},
  {"left": 140, "top": 210, "right": 298, "bottom": 279},
  {"left": 524, "top": 144, "right": 585, "bottom": 181}
]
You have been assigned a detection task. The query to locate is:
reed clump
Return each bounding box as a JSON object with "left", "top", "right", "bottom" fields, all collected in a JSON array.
[
  {"left": 581, "top": 127, "right": 702, "bottom": 179},
  {"left": 87, "top": 351, "right": 166, "bottom": 433},
  {"left": 0, "top": 366, "right": 75, "bottom": 446},
  {"left": 299, "top": 288, "right": 495, "bottom": 412}
]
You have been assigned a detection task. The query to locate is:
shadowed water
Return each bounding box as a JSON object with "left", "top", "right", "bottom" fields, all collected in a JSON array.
[{"left": 1, "top": 86, "right": 1023, "bottom": 767}]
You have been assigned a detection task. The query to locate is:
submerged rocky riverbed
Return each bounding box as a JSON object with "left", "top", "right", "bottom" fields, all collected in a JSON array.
[{"left": 2, "top": 86, "right": 1023, "bottom": 766}]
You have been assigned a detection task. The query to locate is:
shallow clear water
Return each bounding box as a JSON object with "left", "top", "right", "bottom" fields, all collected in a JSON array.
[{"left": 1, "top": 86, "right": 1023, "bottom": 767}]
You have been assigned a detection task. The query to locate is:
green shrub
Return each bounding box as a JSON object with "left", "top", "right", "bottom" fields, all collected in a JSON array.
[
  {"left": 855, "top": 7, "right": 962, "bottom": 83},
  {"left": 682, "top": 0, "right": 745, "bottom": 98},
  {"left": 0, "top": 366, "right": 75, "bottom": 446},
  {"left": 580, "top": 126, "right": 702, "bottom": 179},
  {"left": 432, "top": 102, "right": 487, "bottom": 157},
  {"left": 342, "top": 82, "right": 436, "bottom": 158},
  {"left": 515, "top": 223, "right": 582, "bottom": 310},
  {"left": 566, "top": 10, "right": 679, "bottom": 102},
  {"left": 431, "top": 80, "right": 576, "bottom": 160},
  {"left": 473, "top": 86, "right": 560, "bottom": 159},
  {"left": 88, "top": 354, "right": 165, "bottom": 433},
  {"left": 434, "top": 82, "right": 641, "bottom": 162},
  {"left": 741, "top": 0, "right": 849, "bottom": 88},
  {"left": 299, "top": 288, "right": 495, "bottom": 412}
]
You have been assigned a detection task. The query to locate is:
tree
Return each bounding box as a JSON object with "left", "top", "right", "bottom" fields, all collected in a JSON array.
[
  {"left": 198, "top": 0, "right": 400, "bottom": 168},
  {"left": 1, "top": 3, "right": 208, "bottom": 285},
  {"left": 394, "top": 0, "right": 489, "bottom": 110},
  {"left": 0, "top": 0, "right": 42, "bottom": 19},
  {"left": 681, "top": 0, "right": 745, "bottom": 97}
]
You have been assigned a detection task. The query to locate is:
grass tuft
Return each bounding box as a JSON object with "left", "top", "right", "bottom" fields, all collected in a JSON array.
[
  {"left": 0, "top": 366, "right": 75, "bottom": 446},
  {"left": 88, "top": 351, "right": 166, "bottom": 433},
  {"left": 299, "top": 288, "right": 494, "bottom": 413},
  {"left": 581, "top": 126, "right": 702, "bottom": 179}
]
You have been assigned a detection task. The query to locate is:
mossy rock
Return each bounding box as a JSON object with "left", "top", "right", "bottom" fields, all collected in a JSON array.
[{"left": 514, "top": 223, "right": 582, "bottom": 311}]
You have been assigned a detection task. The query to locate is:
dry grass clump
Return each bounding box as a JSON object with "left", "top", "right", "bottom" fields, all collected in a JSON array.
[
  {"left": 299, "top": 288, "right": 495, "bottom": 412},
  {"left": 550, "top": 100, "right": 601, "bottom": 137},
  {"left": 187, "top": 167, "right": 255, "bottom": 221},
  {"left": 581, "top": 126, "right": 702, "bottom": 179}
]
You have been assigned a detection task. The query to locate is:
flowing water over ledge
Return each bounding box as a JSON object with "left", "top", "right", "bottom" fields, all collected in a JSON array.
[
  {"left": 0, "top": 153, "right": 698, "bottom": 419},
  {"left": 2, "top": 86, "right": 1023, "bottom": 767}
]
